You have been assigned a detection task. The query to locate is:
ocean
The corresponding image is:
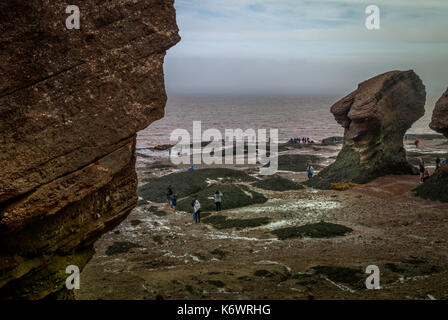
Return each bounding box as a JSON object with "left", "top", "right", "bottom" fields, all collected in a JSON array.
[{"left": 137, "top": 94, "right": 439, "bottom": 148}]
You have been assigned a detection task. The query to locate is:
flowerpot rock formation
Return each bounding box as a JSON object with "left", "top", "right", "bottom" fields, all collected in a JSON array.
[{"left": 307, "top": 70, "right": 426, "bottom": 189}]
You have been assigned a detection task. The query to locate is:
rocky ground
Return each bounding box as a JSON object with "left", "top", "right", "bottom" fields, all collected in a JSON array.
[{"left": 76, "top": 135, "right": 448, "bottom": 300}]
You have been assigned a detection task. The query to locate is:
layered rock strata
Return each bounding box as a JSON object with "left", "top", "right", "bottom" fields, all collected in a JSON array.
[
  {"left": 0, "top": 0, "right": 180, "bottom": 299},
  {"left": 430, "top": 88, "right": 448, "bottom": 137},
  {"left": 308, "top": 70, "right": 426, "bottom": 189}
]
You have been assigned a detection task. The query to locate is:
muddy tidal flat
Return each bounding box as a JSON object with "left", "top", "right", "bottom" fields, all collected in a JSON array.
[{"left": 77, "top": 136, "right": 448, "bottom": 300}]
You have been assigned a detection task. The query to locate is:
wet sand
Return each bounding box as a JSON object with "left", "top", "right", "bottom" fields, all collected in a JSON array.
[{"left": 76, "top": 136, "right": 448, "bottom": 300}]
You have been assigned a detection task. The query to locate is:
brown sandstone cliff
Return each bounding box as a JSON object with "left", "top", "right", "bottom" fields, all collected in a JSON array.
[
  {"left": 414, "top": 88, "right": 448, "bottom": 202},
  {"left": 0, "top": 0, "right": 180, "bottom": 299},
  {"left": 430, "top": 88, "right": 448, "bottom": 138},
  {"left": 307, "top": 70, "right": 426, "bottom": 189}
]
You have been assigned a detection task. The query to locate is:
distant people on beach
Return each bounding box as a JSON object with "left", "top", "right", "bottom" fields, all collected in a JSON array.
[
  {"left": 288, "top": 137, "right": 314, "bottom": 145},
  {"left": 165, "top": 185, "right": 173, "bottom": 206},
  {"left": 214, "top": 190, "right": 223, "bottom": 212},
  {"left": 306, "top": 163, "right": 314, "bottom": 180},
  {"left": 192, "top": 196, "right": 201, "bottom": 224}
]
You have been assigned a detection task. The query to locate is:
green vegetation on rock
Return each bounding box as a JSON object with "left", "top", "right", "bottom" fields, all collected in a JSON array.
[
  {"left": 271, "top": 154, "right": 322, "bottom": 172},
  {"left": 307, "top": 143, "right": 418, "bottom": 190},
  {"left": 210, "top": 249, "right": 228, "bottom": 258},
  {"left": 145, "top": 162, "right": 177, "bottom": 170},
  {"left": 138, "top": 168, "right": 256, "bottom": 203},
  {"left": 105, "top": 241, "right": 142, "bottom": 256},
  {"left": 202, "top": 214, "right": 271, "bottom": 230},
  {"left": 152, "top": 235, "right": 164, "bottom": 245},
  {"left": 206, "top": 280, "right": 225, "bottom": 288},
  {"left": 406, "top": 151, "right": 448, "bottom": 167},
  {"left": 311, "top": 266, "right": 363, "bottom": 286},
  {"left": 130, "top": 220, "right": 142, "bottom": 227},
  {"left": 176, "top": 184, "right": 267, "bottom": 212},
  {"left": 145, "top": 206, "right": 169, "bottom": 217},
  {"left": 272, "top": 222, "right": 353, "bottom": 240},
  {"left": 253, "top": 269, "right": 276, "bottom": 278},
  {"left": 414, "top": 166, "right": 448, "bottom": 202}
]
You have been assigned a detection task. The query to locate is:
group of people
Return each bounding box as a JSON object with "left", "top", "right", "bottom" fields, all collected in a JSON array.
[
  {"left": 165, "top": 186, "right": 224, "bottom": 224},
  {"left": 418, "top": 157, "right": 446, "bottom": 183},
  {"left": 288, "top": 137, "right": 314, "bottom": 145}
]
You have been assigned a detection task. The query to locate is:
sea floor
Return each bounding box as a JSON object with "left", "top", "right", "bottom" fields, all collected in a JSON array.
[{"left": 76, "top": 137, "right": 448, "bottom": 300}]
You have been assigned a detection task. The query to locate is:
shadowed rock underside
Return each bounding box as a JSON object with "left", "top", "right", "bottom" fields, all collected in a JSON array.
[{"left": 0, "top": 0, "right": 180, "bottom": 299}]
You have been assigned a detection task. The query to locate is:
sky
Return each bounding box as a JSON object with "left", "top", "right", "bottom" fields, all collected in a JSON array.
[{"left": 164, "top": 0, "right": 448, "bottom": 96}]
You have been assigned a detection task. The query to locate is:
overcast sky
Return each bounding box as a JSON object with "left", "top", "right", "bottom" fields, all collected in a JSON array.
[{"left": 164, "top": 0, "right": 448, "bottom": 96}]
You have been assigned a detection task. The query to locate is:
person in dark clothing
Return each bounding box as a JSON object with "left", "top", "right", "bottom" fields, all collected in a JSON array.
[
  {"left": 165, "top": 185, "right": 173, "bottom": 206},
  {"left": 436, "top": 157, "right": 441, "bottom": 170},
  {"left": 214, "top": 190, "right": 223, "bottom": 212},
  {"left": 418, "top": 159, "right": 425, "bottom": 182},
  {"left": 192, "top": 195, "right": 201, "bottom": 224}
]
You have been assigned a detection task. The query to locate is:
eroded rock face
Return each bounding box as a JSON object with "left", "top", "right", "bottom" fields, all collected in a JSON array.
[
  {"left": 414, "top": 88, "right": 448, "bottom": 202},
  {"left": 308, "top": 70, "right": 426, "bottom": 189},
  {"left": 430, "top": 88, "right": 448, "bottom": 138},
  {"left": 0, "top": 0, "right": 179, "bottom": 299}
]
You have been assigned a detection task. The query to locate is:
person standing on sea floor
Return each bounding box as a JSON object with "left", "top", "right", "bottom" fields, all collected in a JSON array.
[
  {"left": 171, "top": 194, "right": 178, "bottom": 211},
  {"left": 436, "top": 157, "right": 441, "bottom": 170},
  {"left": 306, "top": 163, "right": 314, "bottom": 180},
  {"left": 165, "top": 185, "right": 173, "bottom": 207},
  {"left": 214, "top": 190, "right": 223, "bottom": 212},
  {"left": 418, "top": 159, "right": 426, "bottom": 183},
  {"left": 415, "top": 139, "right": 420, "bottom": 148},
  {"left": 192, "top": 199, "right": 196, "bottom": 221},
  {"left": 191, "top": 196, "right": 201, "bottom": 224}
]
